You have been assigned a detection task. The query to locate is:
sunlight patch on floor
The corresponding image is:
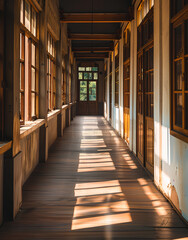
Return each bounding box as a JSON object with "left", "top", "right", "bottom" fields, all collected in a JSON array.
[
  {"left": 72, "top": 181, "right": 132, "bottom": 230},
  {"left": 137, "top": 178, "right": 168, "bottom": 216}
]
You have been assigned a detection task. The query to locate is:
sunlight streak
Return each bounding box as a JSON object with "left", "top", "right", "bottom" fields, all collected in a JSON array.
[{"left": 137, "top": 178, "right": 168, "bottom": 216}]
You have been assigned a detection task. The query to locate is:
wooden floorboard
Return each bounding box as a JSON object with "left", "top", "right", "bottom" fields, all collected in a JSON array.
[{"left": 0, "top": 116, "right": 188, "bottom": 239}]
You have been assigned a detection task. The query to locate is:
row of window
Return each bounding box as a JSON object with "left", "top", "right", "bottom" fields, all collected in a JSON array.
[
  {"left": 106, "top": 0, "right": 187, "bottom": 142},
  {"left": 19, "top": 0, "right": 67, "bottom": 125}
]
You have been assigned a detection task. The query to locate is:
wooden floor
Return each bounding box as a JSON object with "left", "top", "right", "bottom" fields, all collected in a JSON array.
[{"left": 0, "top": 116, "right": 188, "bottom": 239}]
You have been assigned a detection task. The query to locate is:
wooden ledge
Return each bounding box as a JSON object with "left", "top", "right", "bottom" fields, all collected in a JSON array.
[
  {"left": 47, "top": 109, "right": 61, "bottom": 121},
  {"left": 62, "top": 104, "right": 69, "bottom": 111},
  {"left": 0, "top": 141, "right": 12, "bottom": 155},
  {"left": 20, "top": 119, "right": 45, "bottom": 139}
]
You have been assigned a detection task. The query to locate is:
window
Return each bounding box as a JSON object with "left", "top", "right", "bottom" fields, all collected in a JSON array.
[
  {"left": 47, "top": 32, "right": 56, "bottom": 111},
  {"left": 62, "top": 58, "right": 66, "bottom": 105},
  {"left": 137, "top": 0, "right": 154, "bottom": 173},
  {"left": 123, "top": 24, "right": 131, "bottom": 143},
  {"left": 78, "top": 66, "right": 98, "bottom": 102},
  {"left": 115, "top": 43, "right": 119, "bottom": 107},
  {"left": 20, "top": 0, "right": 39, "bottom": 123},
  {"left": 137, "top": 0, "right": 154, "bottom": 26},
  {"left": 171, "top": 1, "right": 188, "bottom": 141},
  {"left": 104, "top": 62, "right": 107, "bottom": 102},
  {"left": 124, "top": 24, "right": 131, "bottom": 62},
  {"left": 0, "top": 1, "right": 4, "bottom": 139}
]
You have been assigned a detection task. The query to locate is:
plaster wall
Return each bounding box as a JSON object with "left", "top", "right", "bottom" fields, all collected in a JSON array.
[
  {"left": 48, "top": 115, "right": 58, "bottom": 149},
  {"left": 61, "top": 109, "right": 67, "bottom": 136},
  {"left": 103, "top": 0, "right": 188, "bottom": 222},
  {"left": 0, "top": 154, "right": 3, "bottom": 226},
  {"left": 20, "top": 129, "right": 40, "bottom": 185},
  {"left": 159, "top": 0, "right": 188, "bottom": 221}
]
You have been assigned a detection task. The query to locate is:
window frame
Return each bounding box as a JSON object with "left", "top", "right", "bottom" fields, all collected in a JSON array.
[
  {"left": 115, "top": 42, "right": 119, "bottom": 107},
  {"left": 170, "top": 2, "right": 188, "bottom": 142},
  {"left": 47, "top": 32, "right": 56, "bottom": 111},
  {"left": 20, "top": 0, "right": 39, "bottom": 124},
  {"left": 78, "top": 66, "right": 98, "bottom": 102}
]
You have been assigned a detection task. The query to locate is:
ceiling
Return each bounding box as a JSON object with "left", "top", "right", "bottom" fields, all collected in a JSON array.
[{"left": 59, "top": 0, "right": 133, "bottom": 61}]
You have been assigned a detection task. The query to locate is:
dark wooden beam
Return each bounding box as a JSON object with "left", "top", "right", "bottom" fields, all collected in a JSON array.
[
  {"left": 68, "top": 33, "right": 120, "bottom": 41},
  {"left": 60, "top": 13, "right": 132, "bottom": 23},
  {"left": 72, "top": 46, "right": 114, "bottom": 53},
  {"left": 74, "top": 53, "right": 108, "bottom": 59}
]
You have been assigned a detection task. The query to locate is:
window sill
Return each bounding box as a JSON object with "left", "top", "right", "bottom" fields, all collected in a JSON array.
[
  {"left": 170, "top": 130, "right": 188, "bottom": 144},
  {"left": 20, "top": 119, "right": 45, "bottom": 139},
  {"left": 0, "top": 141, "right": 12, "bottom": 155},
  {"left": 47, "top": 109, "right": 61, "bottom": 121},
  {"left": 62, "top": 104, "right": 69, "bottom": 110}
]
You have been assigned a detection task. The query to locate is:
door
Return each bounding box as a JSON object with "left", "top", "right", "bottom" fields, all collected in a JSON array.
[
  {"left": 144, "top": 46, "right": 154, "bottom": 174},
  {"left": 109, "top": 73, "right": 112, "bottom": 120},
  {"left": 78, "top": 66, "right": 98, "bottom": 115},
  {"left": 137, "top": 46, "right": 154, "bottom": 175},
  {"left": 123, "top": 60, "right": 130, "bottom": 143},
  {"left": 137, "top": 51, "right": 144, "bottom": 164}
]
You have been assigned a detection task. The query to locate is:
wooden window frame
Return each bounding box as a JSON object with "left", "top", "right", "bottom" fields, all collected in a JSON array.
[
  {"left": 136, "top": 3, "right": 154, "bottom": 165},
  {"left": 0, "top": 1, "right": 4, "bottom": 140},
  {"left": 47, "top": 32, "right": 56, "bottom": 111},
  {"left": 62, "top": 63, "right": 66, "bottom": 105},
  {"left": 170, "top": 2, "right": 188, "bottom": 143},
  {"left": 20, "top": 0, "right": 39, "bottom": 125},
  {"left": 78, "top": 66, "right": 98, "bottom": 102},
  {"left": 115, "top": 42, "right": 119, "bottom": 107}
]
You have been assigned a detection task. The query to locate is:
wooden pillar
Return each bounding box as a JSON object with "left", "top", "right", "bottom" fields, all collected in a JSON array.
[
  {"left": 56, "top": 26, "right": 63, "bottom": 137},
  {"left": 65, "top": 50, "right": 71, "bottom": 127},
  {"left": 3, "top": 0, "right": 22, "bottom": 220},
  {"left": 39, "top": 0, "right": 48, "bottom": 162}
]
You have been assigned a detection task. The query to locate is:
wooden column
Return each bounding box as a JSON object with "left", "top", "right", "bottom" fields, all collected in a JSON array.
[
  {"left": 39, "top": 0, "right": 48, "bottom": 162},
  {"left": 3, "top": 0, "right": 22, "bottom": 220},
  {"left": 56, "top": 26, "right": 63, "bottom": 137}
]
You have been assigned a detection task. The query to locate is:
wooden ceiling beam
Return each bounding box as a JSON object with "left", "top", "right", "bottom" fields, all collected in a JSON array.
[
  {"left": 74, "top": 53, "right": 108, "bottom": 58},
  {"left": 72, "top": 46, "right": 114, "bottom": 53},
  {"left": 68, "top": 33, "right": 120, "bottom": 41},
  {"left": 60, "top": 13, "right": 132, "bottom": 23}
]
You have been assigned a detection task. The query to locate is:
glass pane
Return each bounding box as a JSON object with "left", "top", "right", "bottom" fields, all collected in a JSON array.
[
  {"left": 31, "top": 92, "right": 36, "bottom": 117},
  {"left": 89, "top": 81, "right": 96, "bottom": 101},
  {"left": 20, "top": 33, "right": 22, "bottom": 59},
  {"left": 84, "top": 72, "right": 89, "bottom": 79},
  {"left": 149, "top": 71, "right": 154, "bottom": 92},
  {"left": 93, "top": 72, "right": 98, "bottom": 80},
  {"left": 78, "top": 72, "right": 83, "bottom": 80},
  {"left": 25, "top": 1, "right": 30, "bottom": 30},
  {"left": 185, "top": 20, "right": 188, "bottom": 55},
  {"left": 32, "top": 43, "right": 35, "bottom": 66},
  {"left": 185, "top": 58, "right": 188, "bottom": 90},
  {"left": 78, "top": 67, "right": 85, "bottom": 71},
  {"left": 31, "top": 9, "right": 37, "bottom": 37},
  {"left": 185, "top": 94, "right": 188, "bottom": 129},
  {"left": 31, "top": 68, "right": 36, "bottom": 91},
  {"left": 86, "top": 67, "right": 92, "bottom": 71},
  {"left": 149, "top": 47, "right": 153, "bottom": 69},
  {"left": 53, "top": 77, "right": 56, "bottom": 93},
  {"left": 80, "top": 81, "right": 87, "bottom": 101},
  {"left": 175, "top": 93, "right": 183, "bottom": 127},
  {"left": 92, "top": 67, "right": 98, "bottom": 71},
  {"left": 175, "top": 60, "right": 183, "bottom": 90},
  {"left": 89, "top": 73, "right": 92, "bottom": 79},
  {"left": 175, "top": 0, "right": 183, "bottom": 14},
  {"left": 175, "top": 25, "right": 183, "bottom": 58},
  {"left": 20, "top": 0, "right": 24, "bottom": 24}
]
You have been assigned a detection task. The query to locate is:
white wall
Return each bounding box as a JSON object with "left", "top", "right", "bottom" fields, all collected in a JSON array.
[{"left": 103, "top": 0, "right": 188, "bottom": 222}]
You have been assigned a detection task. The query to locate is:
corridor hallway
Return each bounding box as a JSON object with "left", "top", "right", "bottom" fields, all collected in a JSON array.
[{"left": 0, "top": 116, "right": 188, "bottom": 240}]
